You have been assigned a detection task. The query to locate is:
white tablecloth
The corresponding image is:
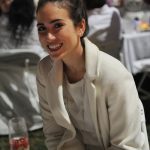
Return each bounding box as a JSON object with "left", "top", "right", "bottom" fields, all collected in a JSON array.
[{"left": 121, "top": 17, "right": 150, "bottom": 74}]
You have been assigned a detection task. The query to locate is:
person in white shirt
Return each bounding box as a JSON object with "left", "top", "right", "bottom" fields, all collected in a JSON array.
[
  {"left": 36, "top": 0, "right": 149, "bottom": 149},
  {"left": 0, "top": 0, "right": 42, "bottom": 49},
  {"left": 85, "top": 0, "right": 122, "bottom": 59}
]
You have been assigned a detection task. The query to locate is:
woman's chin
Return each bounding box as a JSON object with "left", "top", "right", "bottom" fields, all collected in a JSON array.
[{"left": 49, "top": 54, "right": 62, "bottom": 62}]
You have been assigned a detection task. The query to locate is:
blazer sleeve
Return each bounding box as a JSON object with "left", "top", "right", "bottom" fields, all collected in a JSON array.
[
  {"left": 36, "top": 60, "right": 86, "bottom": 150},
  {"left": 36, "top": 60, "right": 65, "bottom": 150},
  {"left": 105, "top": 66, "right": 149, "bottom": 150}
]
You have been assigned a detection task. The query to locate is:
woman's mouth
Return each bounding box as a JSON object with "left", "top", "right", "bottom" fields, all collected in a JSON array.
[{"left": 47, "top": 43, "right": 63, "bottom": 52}]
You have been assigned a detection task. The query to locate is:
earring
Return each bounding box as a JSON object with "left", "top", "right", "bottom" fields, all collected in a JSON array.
[{"left": 80, "top": 31, "right": 83, "bottom": 37}]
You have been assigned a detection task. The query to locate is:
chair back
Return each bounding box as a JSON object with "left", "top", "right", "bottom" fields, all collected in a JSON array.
[{"left": 88, "top": 8, "right": 122, "bottom": 59}]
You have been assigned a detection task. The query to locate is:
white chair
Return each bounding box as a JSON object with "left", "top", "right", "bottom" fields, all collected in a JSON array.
[
  {"left": 0, "top": 49, "right": 43, "bottom": 135},
  {"left": 87, "top": 4, "right": 122, "bottom": 60}
]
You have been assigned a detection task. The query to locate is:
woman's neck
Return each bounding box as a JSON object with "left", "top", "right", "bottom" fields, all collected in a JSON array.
[
  {"left": 63, "top": 45, "right": 86, "bottom": 83},
  {"left": 64, "top": 64, "right": 85, "bottom": 83}
]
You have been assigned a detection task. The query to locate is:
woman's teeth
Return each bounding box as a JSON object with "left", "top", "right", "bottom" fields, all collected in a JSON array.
[{"left": 47, "top": 43, "right": 62, "bottom": 51}]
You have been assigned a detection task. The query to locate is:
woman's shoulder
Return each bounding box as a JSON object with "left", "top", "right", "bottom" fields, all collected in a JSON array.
[
  {"left": 85, "top": 38, "right": 132, "bottom": 82},
  {"left": 98, "top": 51, "right": 132, "bottom": 81},
  {"left": 38, "top": 55, "right": 52, "bottom": 69},
  {"left": 37, "top": 55, "right": 52, "bottom": 77},
  {"left": 36, "top": 55, "right": 53, "bottom": 85}
]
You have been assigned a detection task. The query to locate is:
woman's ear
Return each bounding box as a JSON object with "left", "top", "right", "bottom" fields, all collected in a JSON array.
[{"left": 77, "top": 18, "right": 86, "bottom": 37}]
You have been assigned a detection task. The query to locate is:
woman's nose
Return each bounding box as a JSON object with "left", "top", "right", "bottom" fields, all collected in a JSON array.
[{"left": 46, "top": 32, "right": 56, "bottom": 41}]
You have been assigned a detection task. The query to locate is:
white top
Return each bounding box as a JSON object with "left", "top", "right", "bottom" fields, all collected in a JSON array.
[{"left": 65, "top": 75, "right": 102, "bottom": 149}]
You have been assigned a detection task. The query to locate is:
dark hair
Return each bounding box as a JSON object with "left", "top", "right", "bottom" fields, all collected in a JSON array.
[
  {"left": 8, "top": 0, "right": 35, "bottom": 46},
  {"left": 36, "top": 0, "right": 89, "bottom": 40},
  {"left": 84, "top": 0, "right": 106, "bottom": 10},
  {"left": 143, "top": 0, "right": 150, "bottom": 4}
]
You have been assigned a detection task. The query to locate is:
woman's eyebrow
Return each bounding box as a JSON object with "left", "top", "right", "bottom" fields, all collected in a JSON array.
[{"left": 37, "top": 19, "right": 63, "bottom": 26}]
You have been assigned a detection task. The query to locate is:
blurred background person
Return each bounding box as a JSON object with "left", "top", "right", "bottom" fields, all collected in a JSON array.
[
  {"left": 0, "top": 0, "right": 44, "bottom": 135},
  {"left": 0, "top": 0, "right": 42, "bottom": 51},
  {"left": 85, "top": 0, "right": 122, "bottom": 59}
]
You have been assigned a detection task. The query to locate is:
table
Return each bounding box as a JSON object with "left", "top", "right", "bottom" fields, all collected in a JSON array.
[
  {"left": 121, "top": 14, "right": 150, "bottom": 100},
  {"left": 121, "top": 16, "right": 150, "bottom": 74}
]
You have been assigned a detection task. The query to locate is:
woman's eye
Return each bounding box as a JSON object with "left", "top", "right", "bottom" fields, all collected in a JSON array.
[
  {"left": 54, "top": 23, "right": 64, "bottom": 29},
  {"left": 37, "top": 26, "right": 46, "bottom": 32}
]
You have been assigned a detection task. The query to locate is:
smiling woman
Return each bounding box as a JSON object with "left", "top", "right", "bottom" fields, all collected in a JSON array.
[
  {"left": 35, "top": 0, "right": 149, "bottom": 150},
  {"left": 36, "top": 1, "right": 86, "bottom": 63}
]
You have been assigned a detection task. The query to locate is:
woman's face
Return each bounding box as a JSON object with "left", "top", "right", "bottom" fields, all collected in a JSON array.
[
  {"left": 0, "top": 0, "right": 13, "bottom": 13},
  {"left": 36, "top": 2, "right": 85, "bottom": 61}
]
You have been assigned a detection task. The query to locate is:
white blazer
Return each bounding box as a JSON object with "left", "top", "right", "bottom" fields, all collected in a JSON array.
[{"left": 36, "top": 38, "right": 149, "bottom": 150}]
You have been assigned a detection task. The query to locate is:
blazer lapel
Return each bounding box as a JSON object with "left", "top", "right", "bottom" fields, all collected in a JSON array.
[
  {"left": 45, "top": 60, "right": 75, "bottom": 132},
  {"left": 84, "top": 38, "right": 101, "bottom": 140}
]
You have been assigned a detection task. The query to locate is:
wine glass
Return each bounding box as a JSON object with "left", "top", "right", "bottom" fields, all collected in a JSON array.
[{"left": 8, "top": 117, "right": 30, "bottom": 150}]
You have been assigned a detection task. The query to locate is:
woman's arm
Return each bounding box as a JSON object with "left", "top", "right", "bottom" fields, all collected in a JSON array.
[
  {"left": 106, "top": 71, "right": 149, "bottom": 150},
  {"left": 36, "top": 61, "right": 65, "bottom": 150},
  {"left": 36, "top": 59, "right": 86, "bottom": 150}
]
